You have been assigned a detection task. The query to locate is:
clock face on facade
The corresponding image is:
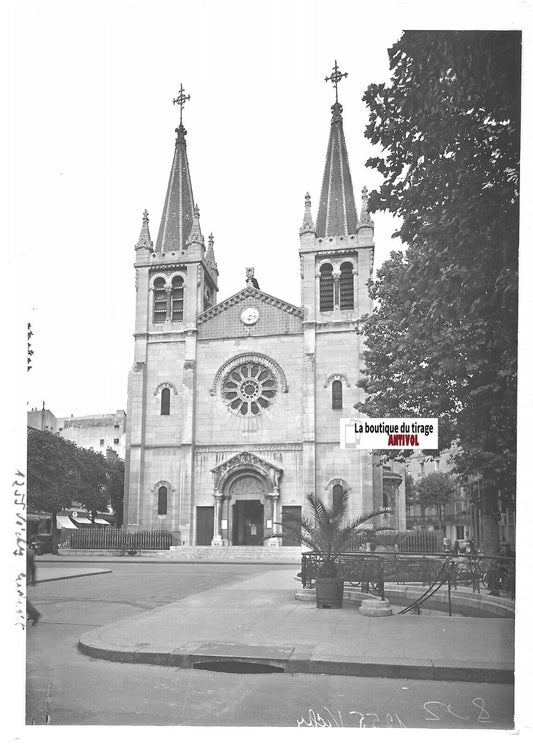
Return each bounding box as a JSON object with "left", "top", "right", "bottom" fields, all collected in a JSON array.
[{"left": 240, "top": 307, "right": 259, "bottom": 325}]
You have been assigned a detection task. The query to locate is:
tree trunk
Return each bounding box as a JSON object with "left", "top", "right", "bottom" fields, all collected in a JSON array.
[
  {"left": 51, "top": 512, "right": 59, "bottom": 555},
  {"left": 480, "top": 483, "right": 501, "bottom": 555},
  {"left": 480, "top": 512, "right": 500, "bottom": 555}
]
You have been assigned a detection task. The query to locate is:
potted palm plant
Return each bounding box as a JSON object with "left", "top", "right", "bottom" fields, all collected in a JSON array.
[{"left": 275, "top": 492, "right": 388, "bottom": 608}]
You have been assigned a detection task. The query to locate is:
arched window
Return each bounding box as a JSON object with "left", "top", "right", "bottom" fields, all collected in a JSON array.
[
  {"left": 171, "top": 276, "right": 184, "bottom": 321},
  {"left": 319, "top": 263, "right": 334, "bottom": 311},
  {"left": 339, "top": 262, "right": 354, "bottom": 310},
  {"left": 153, "top": 277, "right": 167, "bottom": 323},
  {"left": 157, "top": 486, "right": 168, "bottom": 515},
  {"left": 383, "top": 490, "right": 389, "bottom": 510},
  {"left": 161, "top": 387, "right": 170, "bottom": 415},
  {"left": 332, "top": 380, "right": 343, "bottom": 410},
  {"left": 332, "top": 484, "right": 344, "bottom": 510}
]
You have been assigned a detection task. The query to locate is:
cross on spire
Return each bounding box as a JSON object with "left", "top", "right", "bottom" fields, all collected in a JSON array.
[
  {"left": 173, "top": 83, "right": 191, "bottom": 125},
  {"left": 325, "top": 60, "right": 348, "bottom": 104}
]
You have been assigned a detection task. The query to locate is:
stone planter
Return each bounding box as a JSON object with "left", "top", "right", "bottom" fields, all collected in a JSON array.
[{"left": 316, "top": 578, "right": 344, "bottom": 608}]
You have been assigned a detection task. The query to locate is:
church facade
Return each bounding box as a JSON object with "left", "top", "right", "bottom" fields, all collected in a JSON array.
[{"left": 123, "top": 82, "right": 405, "bottom": 546}]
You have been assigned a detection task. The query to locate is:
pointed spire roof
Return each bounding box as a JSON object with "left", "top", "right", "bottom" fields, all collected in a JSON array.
[
  {"left": 300, "top": 192, "right": 316, "bottom": 235},
  {"left": 206, "top": 232, "right": 218, "bottom": 273},
  {"left": 155, "top": 122, "right": 195, "bottom": 253},
  {"left": 186, "top": 204, "right": 204, "bottom": 248},
  {"left": 135, "top": 209, "right": 153, "bottom": 250},
  {"left": 315, "top": 101, "right": 358, "bottom": 237},
  {"left": 358, "top": 186, "right": 373, "bottom": 227}
]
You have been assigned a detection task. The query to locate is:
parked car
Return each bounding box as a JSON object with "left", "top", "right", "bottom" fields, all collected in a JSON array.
[
  {"left": 455, "top": 539, "right": 477, "bottom": 555},
  {"left": 30, "top": 533, "right": 53, "bottom": 555}
]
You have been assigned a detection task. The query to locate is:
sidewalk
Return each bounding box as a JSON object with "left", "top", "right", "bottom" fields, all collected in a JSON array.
[{"left": 78, "top": 568, "right": 514, "bottom": 683}]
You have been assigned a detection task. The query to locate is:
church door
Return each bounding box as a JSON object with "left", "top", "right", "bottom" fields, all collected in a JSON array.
[
  {"left": 232, "top": 500, "right": 264, "bottom": 545},
  {"left": 196, "top": 506, "right": 214, "bottom": 546}
]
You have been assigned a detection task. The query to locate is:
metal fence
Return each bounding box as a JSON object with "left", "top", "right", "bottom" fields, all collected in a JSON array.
[
  {"left": 301, "top": 551, "right": 515, "bottom": 599},
  {"left": 397, "top": 530, "right": 444, "bottom": 553},
  {"left": 60, "top": 528, "right": 173, "bottom": 551},
  {"left": 344, "top": 530, "right": 444, "bottom": 553}
]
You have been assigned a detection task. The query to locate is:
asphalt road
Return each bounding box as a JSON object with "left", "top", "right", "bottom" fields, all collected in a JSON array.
[{"left": 26, "top": 562, "right": 515, "bottom": 728}]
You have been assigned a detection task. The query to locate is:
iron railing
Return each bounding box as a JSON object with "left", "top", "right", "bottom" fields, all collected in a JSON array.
[
  {"left": 60, "top": 528, "right": 174, "bottom": 552},
  {"left": 300, "top": 551, "right": 515, "bottom": 599}
]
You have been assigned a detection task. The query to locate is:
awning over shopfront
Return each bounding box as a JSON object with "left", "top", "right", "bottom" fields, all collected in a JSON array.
[
  {"left": 72, "top": 516, "right": 92, "bottom": 525},
  {"left": 93, "top": 518, "right": 111, "bottom": 525},
  {"left": 56, "top": 515, "right": 78, "bottom": 530}
]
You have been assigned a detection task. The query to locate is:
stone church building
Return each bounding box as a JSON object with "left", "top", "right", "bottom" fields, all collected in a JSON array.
[{"left": 123, "top": 85, "right": 405, "bottom": 546}]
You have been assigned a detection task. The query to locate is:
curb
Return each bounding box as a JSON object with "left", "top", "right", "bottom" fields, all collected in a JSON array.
[
  {"left": 39, "top": 558, "right": 301, "bottom": 566},
  {"left": 37, "top": 569, "right": 113, "bottom": 583},
  {"left": 295, "top": 587, "right": 515, "bottom": 618},
  {"left": 77, "top": 633, "right": 514, "bottom": 684}
]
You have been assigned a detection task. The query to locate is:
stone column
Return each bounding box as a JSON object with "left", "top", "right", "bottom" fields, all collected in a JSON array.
[
  {"left": 211, "top": 490, "right": 223, "bottom": 546},
  {"left": 267, "top": 490, "right": 281, "bottom": 546},
  {"left": 332, "top": 270, "right": 341, "bottom": 309}
]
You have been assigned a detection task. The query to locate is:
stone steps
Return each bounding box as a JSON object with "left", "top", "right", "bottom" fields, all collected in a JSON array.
[
  {"left": 167, "top": 545, "right": 305, "bottom": 562},
  {"left": 58, "top": 546, "right": 306, "bottom": 562}
]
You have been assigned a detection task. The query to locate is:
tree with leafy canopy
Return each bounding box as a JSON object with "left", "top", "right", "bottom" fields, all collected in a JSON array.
[
  {"left": 74, "top": 446, "right": 109, "bottom": 523},
  {"left": 27, "top": 428, "right": 79, "bottom": 554},
  {"left": 28, "top": 429, "right": 114, "bottom": 552},
  {"left": 357, "top": 31, "right": 520, "bottom": 553},
  {"left": 415, "top": 471, "right": 456, "bottom": 529},
  {"left": 106, "top": 457, "right": 125, "bottom": 527}
]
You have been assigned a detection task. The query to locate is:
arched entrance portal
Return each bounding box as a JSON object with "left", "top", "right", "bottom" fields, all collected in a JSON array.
[
  {"left": 209, "top": 451, "right": 283, "bottom": 546},
  {"left": 230, "top": 475, "right": 265, "bottom": 546}
]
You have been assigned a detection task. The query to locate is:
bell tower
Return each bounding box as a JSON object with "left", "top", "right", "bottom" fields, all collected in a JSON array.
[
  {"left": 298, "top": 61, "right": 375, "bottom": 518},
  {"left": 124, "top": 86, "right": 218, "bottom": 533}
]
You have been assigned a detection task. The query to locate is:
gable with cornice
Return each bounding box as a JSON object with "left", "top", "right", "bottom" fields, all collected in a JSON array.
[{"left": 197, "top": 286, "right": 303, "bottom": 340}]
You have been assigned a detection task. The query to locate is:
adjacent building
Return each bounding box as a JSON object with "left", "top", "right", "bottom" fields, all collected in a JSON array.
[{"left": 27, "top": 406, "right": 127, "bottom": 460}]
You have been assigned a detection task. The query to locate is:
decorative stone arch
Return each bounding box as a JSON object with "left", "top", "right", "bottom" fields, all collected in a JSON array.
[
  {"left": 316, "top": 258, "right": 335, "bottom": 274},
  {"left": 209, "top": 451, "right": 284, "bottom": 546},
  {"left": 154, "top": 382, "right": 178, "bottom": 415},
  {"left": 154, "top": 382, "right": 178, "bottom": 396},
  {"left": 324, "top": 477, "right": 350, "bottom": 495},
  {"left": 150, "top": 272, "right": 170, "bottom": 289},
  {"left": 211, "top": 451, "right": 282, "bottom": 496},
  {"left": 325, "top": 478, "right": 350, "bottom": 511},
  {"left": 151, "top": 479, "right": 173, "bottom": 519},
  {"left": 168, "top": 270, "right": 187, "bottom": 286},
  {"left": 210, "top": 353, "right": 289, "bottom": 397},
  {"left": 323, "top": 373, "right": 351, "bottom": 388}
]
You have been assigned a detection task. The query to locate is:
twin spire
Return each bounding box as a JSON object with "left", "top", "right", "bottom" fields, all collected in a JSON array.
[{"left": 138, "top": 67, "right": 370, "bottom": 258}]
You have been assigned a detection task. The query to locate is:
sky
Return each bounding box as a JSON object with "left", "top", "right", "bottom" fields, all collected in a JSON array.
[{"left": 5, "top": 0, "right": 528, "bottom": 420}]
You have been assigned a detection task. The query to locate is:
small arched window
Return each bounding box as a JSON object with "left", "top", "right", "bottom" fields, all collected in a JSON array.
[
  {"left": 332, "top": 484, "right": 344, "bottom": 510},
  {"left": 171, "top": 276, "right": 184, "bottom": 322},
  {"left": 332, "top": 380, "right": 343, "bottom": 410},
  {"left": 319, "top": 263, "right": 334, "bottom": 311},
  {"left": 153, "top": 277, "right": 167, "bottom": 324},
  {"left": 339, "top": 262, "right": 354, "bottom": 310},
  {"left": 161, "top": 387, "right": 171, "bottom": 415},
  {"left": 383, "top": 491, "right": 389, "bottom": 510},
  {"left": 157, "top": 486, "right": 168, "bottom": 515}
]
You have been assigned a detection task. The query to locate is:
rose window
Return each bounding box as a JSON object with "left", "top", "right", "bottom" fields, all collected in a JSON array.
[{"left": 222, "top": 363, "right": 277, "bottom": 416}]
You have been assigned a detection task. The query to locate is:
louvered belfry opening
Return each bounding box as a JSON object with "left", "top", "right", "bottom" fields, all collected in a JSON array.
[
  {"left": 171, "top": 276, "right": 184, "bottom": 321},
  {"left": 339, "top": 261, "right": 354, "bottom": 310},
  {"left": 320, "top": 263, "right": 334, "bottom": 311},
  {"left": 153, "top": 277, "right": 167, "bottom": 323}
]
